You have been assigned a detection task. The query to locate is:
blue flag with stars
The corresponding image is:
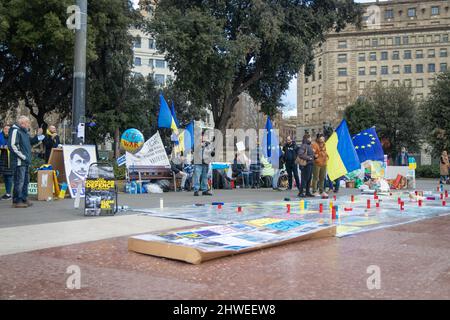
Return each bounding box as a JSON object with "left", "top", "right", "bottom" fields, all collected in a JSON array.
[{"left": 352, "top": 127, "right": 384, "bottom": 163}]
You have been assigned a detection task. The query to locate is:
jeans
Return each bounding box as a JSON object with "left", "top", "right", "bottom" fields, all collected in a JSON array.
[
  {"left": 300, "top": 163, "right": 313, "bottom": 195},
  {"left": 193, "top": 164, "right": 209, "bottom": 192},
  {"left": 241, "top": 171, "right": 252, "bottom": 188},
  {"left": 13, "top": 165, "right": 29, "bottom": 203},
  {"left": 3, "top": 174, "right": 13, "bottom": 194},
  {"left": 272, "top": 169, "right": 280, "bottom": 188},
  {"left": 312, "top": 165, "right": 327, "bottom": 193},
  {"left": 286, "top": 162, "right": 300, "bottom": 191}
]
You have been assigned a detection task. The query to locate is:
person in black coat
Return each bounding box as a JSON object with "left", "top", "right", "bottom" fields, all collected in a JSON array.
[
  {"left": 297, "top": 133, "right": 315, "bottom": 198},
  {"left": 43, "top": 125, "right": 61, "bottom": 163},
  {"left": 282, "top": 136, "right": 300, "bottom": 192}
]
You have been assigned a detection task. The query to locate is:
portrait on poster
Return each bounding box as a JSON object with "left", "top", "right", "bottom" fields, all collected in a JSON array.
[{"left": 63, "top": 145, "right": 97, "bottom": 198}]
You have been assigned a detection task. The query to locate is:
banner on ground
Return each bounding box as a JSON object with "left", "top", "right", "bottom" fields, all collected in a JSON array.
[{"left": 126, "top": 131, "right": 170, "bottom": 168}]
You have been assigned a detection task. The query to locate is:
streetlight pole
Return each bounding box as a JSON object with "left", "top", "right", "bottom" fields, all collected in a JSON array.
[{"left": 69, "top": 0, "right": 87, "bottom": 145}]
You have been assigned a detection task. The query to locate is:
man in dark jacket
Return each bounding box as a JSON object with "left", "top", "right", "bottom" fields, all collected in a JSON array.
[
  {"left": 192, "top": 133, "right": 214, "bottom": 196},
  {"left": 282, "top": 136, "right": 300, "bottom": 192},
  {"left": 8, "top": 116, "right": 43, "bottom": 208},
  {"left": 0, "top": 124, "right": 13, "bottom": 200},
  {"left": 297, "top": 133, "right": 315, "bottom": 198},
  {"left": 43, "top": 125, "right": 61, "bottom": 163}
]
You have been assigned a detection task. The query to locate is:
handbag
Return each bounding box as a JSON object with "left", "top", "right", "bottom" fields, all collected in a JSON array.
[{"left": 295, "top": 148, "right": 307, "bottom": 167}]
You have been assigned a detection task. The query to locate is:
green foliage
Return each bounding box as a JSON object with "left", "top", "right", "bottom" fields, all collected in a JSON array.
[
  {"left": 147, "top": 0, "right": 363, "bottom": 130},
  {"left": 344, "top": 83, "right": 420, "bottom": 159},
  {"left": 113, "top": 163, "right": 126, "bottom": 180},
  {"left": 420, "top": 71, "right": 450, "bottom": 157},
  {"left": 29, "top": 157, "right": 46, "bottom": 183},
  {"left": 415, "top": 164, "right": 440, "bottom": 179}
]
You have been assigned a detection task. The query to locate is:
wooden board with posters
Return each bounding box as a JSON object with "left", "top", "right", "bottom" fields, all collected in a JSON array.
[{"left": 128, "top": 221, "right": 336, "bottom": 264}]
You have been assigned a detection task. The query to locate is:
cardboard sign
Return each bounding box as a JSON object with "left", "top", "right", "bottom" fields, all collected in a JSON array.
[
  {"left": 126, "top": 131, "right": 170, "bottom": 168},
  {"left": 28, "top": 183, "right": 38, "bottom": 195},
  {"left": 62, "top": 145, "right": 97, "bottom": 198},
  {"left": 38, "top": 170, "right": 54, "bottom": 201}
]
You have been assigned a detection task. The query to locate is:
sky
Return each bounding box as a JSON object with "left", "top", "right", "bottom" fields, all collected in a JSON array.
[{"left": 132, "top": 0, "right": 381, "bottom": 118}]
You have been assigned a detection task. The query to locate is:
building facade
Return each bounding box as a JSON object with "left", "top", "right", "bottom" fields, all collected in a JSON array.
[
  {"left": 130, "top": 1, "right": 174, "bottom": 86},
  {"left": 297, "top": 0, "right": 450, "bottom": 137}
]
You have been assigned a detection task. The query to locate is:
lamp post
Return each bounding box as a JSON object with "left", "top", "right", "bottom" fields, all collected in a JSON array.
[{"left": 67, "top": 0, "right": 87, "bottom": 144}]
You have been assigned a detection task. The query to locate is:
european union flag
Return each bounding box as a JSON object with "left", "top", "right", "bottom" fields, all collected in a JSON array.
[{"left": 352, "top": 127, "right": 384, "bottom": 163}]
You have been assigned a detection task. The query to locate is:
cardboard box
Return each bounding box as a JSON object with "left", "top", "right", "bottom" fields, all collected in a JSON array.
[{"left": 37, "top": 170, "right": 54, "bottom": 201}]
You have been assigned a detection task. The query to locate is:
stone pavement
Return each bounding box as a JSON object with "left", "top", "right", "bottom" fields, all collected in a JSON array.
[{"left": 0, "top": 179, "right": 449, "bottom": 299}]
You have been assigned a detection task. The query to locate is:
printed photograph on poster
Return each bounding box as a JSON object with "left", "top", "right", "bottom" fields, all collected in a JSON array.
[{"left": 62, "top": 145, "right": 97, "bottom": 198}]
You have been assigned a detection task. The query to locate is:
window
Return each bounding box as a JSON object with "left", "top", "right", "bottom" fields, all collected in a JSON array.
[
  {"left": 440, "top": 48, "right": 448, "bottom": 57},
  {"left": 338, "top": 68, "right": 347, "bottom": 76},
  {"left": 148, "top": 39, "right": 156, "bottom": 49},
  {"left": 148, "top": 59, "right": 154, "bottom": 67},
  {"left": 338, "top": 96, "right": 346, "bottom": 105},
  {"left": 370, "top": 80, "right": 377, "bottom": 87},
  {"left": 407, "top": 8, "right": 416, "bottom": 17},
  {"left": 359, "top": 81, "right": 366, "bottom": 90},
  {"left": 404, "top": 79, "right": 412, "bottom": 87},
  {"left": 312, "top": 87, "right": 316, "bottom": 95},
  {"left": 318, "top": 72, "right": 322, "bottom": 80},
  {"left": 369, "top": 52, "right": 377, "bottom": 61},
  {"left": 154, "top": 74, "right": 165, "bottom": 85},
  {"left": 312, "top": 100, "right": 316, "bottom": 108},
  {"left": 392, "top": 80, "right": 400, "bottom": 86},
  {"left": 319, "top": 98, "right": 322, "bottom": 107},
  {"left": 416, "top": 64, "right": 424, "bottom": 73},
  {"left": 428, "top": 49, "right": 435, "bottom": 58},
  {"left": 133, "top": 37, "right": 141, "bottom": 48},
  {"left": 435, "top": 35, "right": 441, "bottom": 42},
  {"left": 305, "top": 115, "right": 309, "bottom": 123},
  {"left": 358, "top": 67, "right": 366, "bottom": 76},
  {"left": 416, "top": 79, "right": 424, "bottom": 87},
  {"left": 338, "top": 41, "right": 347, "bottom": 49},
  {"left": 337, "top": 54, "right": 347, "bottom": 63},
  {"left": 432, "top": 7, "right": 440, "bottom": 16},
  {"left": 381, "top": 51, "right": 388, "bottom": 60},
  {"left": 318, "top": 58, "right": 322, "bottom": 67},
  {"left": 305, "top": 77, "right": 309, "bottom": 84},
  {"left": 338, "top": 82, "right": 348, "bottom": 90},
  {"left": 392, "top": 51, "right": 400, "bottom": 60},
  {"left": 404, "top": 65, "right": 412, "bottom": 74},
  {"left": 440, "top": 63, "right": 448, "bottom": 72},
  {"left": 416, "top": 50, "right": 423, "bottom": 58},
  {"left": 428, "top": 63, "right": 436, "bottom": 73},
  {"left": 318, "top": 85, "right": 322, "bottom": 93},
  {"left": 404, "top": 50, "right": 412, "bottom": 59},
  {"left": 381, "top": 66, "right": 389, "bottom": 75},
  {"left": 393, "top": 65, "right": 400, "bottom": 74},
  {"left": 403, "top": 36, "right": 409, "bottom": 45},
  {"left": 380, "top": 38, "right": 386, "bottom": 46},
  {"left": 134, "top": 57, "right": 142, "bottom": 66},
  {"left": 155, "top": 59, "right": 166, "bottom": 68},
  {"left": 357, "top": 40, "right": 363, "bottom": 47},
  {"left": 394, "top": 37, "right": 401, "bottom": 45},
  {"left": 418, "top": 36, "right": 424, "bottom": 43},
  {"left": 372, "top": 38, "right": 378, "bottom": 47},
  {"left": 443, "top": 34, "right": 449, "bottom": 43},
  {"left": 358, "top": 53, "right": 365, "bottom": 62},
  {"left": 385, "top": 9, "right": 394, "bottom": 20},
  {"left": 312, "top": 73, "right": 315, "bottom": 81},
  {"left": 365, "top": 39, "right": 370, "bottom": 46},
  {"left": 370, "top": 66, "right": 377, "bottom": 75},
  {"left": 305, "top": 88, "right": 309, "bottom": 96},
  {"left": 387, "top": 37, "right": 393, "bottom": 45},
  {"left": 305, "top": 101, "right": 309, "bottom": 109}
]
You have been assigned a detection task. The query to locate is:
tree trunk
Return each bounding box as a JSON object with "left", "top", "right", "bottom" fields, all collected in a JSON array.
[{"left": 114, "top": 127, "right": 120, "bottom": 159}]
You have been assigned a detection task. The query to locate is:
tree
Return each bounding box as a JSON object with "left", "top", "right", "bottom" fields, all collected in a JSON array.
[
  {"left": 146, "top": 0, "right": 362, "bottom": 131},
  {"left": 0, "top": 0, "right": 76, "bottom": 127},
  {"left": 421, "top": 71, "right": 450, "bottom": 157},
  {"left": 344, "top": 83, "right": 420, "bottom": 160}
]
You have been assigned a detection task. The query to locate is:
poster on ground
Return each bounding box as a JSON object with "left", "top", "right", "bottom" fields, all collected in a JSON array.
[
  {"left": 63, "top": 145, "right": 97, "bottom": 198},
  {"left": 126, "top": 131, "right": 170, "bottom": 168}
]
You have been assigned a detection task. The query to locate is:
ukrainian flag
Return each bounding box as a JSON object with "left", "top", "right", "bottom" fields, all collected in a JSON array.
[
  {"left": 174, "top": 121, "right": 194, "bottom": 154},
  {"left": 158, "top": 93, "right": 178, "bottom": 132},
  {"left": 325, "top": 120, "right": 361, "bottom": 181}
]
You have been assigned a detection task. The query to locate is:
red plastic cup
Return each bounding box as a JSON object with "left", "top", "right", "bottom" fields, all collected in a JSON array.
[
  {"left": 376, "top": 201, "right": 380, "bottom": 208},
  {"left": 237, "top": 206, "right": 242, "bottom": 213},
  {"left": 319, "top": 203, "right": 323, "bottom": 213},
  {"left": 367, "top": 199, "right": 371, "bottom": 209},
  {"left": 418, "top": 200, "right": 422, "bottom": 207},
  {"left": 351, "top": 195, "right": 354, "bottom": 202},
  {"left": 287, "top": 204, "right": 291, "bottom": 213},
  {"left": 445, "top": 190, "right": 448, "bottom": 198},
  {"left": 333, "top": 195, "right": 337, "bottom": 201},
  {"left": 398, "top": 197, "right": 401, "bottom": 204},
  {"left": 400, "top": 201, "right": 404, "bottom": 211},
  {"left": 440, "top": 193, "right": 443, "bottom": 200},
  {"left": 443, "top": 201, "right": 446, "bottom": 206},
  {"left": 218, "top": 204, "right": 222, "bottom": 209},
  {"left": 332, "top": 207, "right": 336, "bottom": 220}
]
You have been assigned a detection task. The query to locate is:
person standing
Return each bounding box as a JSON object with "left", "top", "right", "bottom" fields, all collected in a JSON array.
[
  {"left": 0, "top": 125, "right": 13, "bottom": 200},
  {"left": 311, "top": 133, "right": 329, "bottom": 197},
  {"left": 297, "top": 134, "right": 314, "bottom": 198},
  {"left": 43, "top": 125, "right": 61, "bottom": 163},
  {"left": 397, "top": 147, "right": 409, "bottom": 166},
  {"left": 8, "top": 116, "right": 43, "bottom": 208},
  {"left": 192, "top": 134, "right": 214, "bottom": 196},
  {"left": 283, "top": 136, "right": 300, "bottom": 192},
  {"left": 440, "top": 150, "right": 449, "bottom": 184}
]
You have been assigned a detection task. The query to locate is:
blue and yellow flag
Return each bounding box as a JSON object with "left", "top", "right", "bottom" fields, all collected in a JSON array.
[
  {"left": 352, "top": 127, "right": 384, "bottom": 163},
  {"left": 158, "top": 93, "right": 178, "bottom": 132},
  {"left": 325, "top": 120, "right": 361, "bottom": 181}
]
